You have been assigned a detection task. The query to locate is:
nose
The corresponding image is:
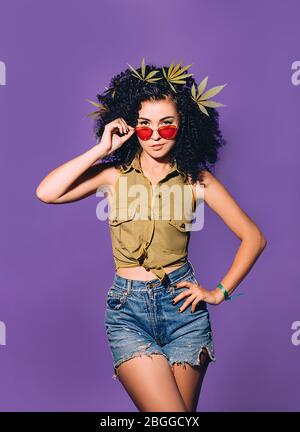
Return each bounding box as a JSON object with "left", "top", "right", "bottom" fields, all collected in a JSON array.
[{"left": 151, "top": 128, "right": 161, "bottom": 140}]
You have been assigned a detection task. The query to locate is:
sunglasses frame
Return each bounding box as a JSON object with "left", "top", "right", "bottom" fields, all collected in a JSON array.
[{"left": 135, "top": 124, "right": 178, "bottom": 141}]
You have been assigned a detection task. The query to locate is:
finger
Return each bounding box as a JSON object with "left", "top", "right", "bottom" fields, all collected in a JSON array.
[
  {"left": 172, "top": 289, "right": 192, "bottom": 304},
  {"left": 123, "top": 119, "right": 131, "bottom": 133},
  {"left": 190, "top": 297, "right": 204, "bottom": 313},
  {"left": 119, "top": 119, "right": 127, "bottom": 134},
  {"left": 123, "top": 124, "right": 132, "bottom": 135},
  {"left": 117, "top": 124, "right": 124, "bottom": 135},
  {"left": 116, "top": 117, "right": 126, "bottom": 133},
  {"left": 119, "top": 128, "right": 135, "bottom": 144},
  {"left": 111, "top": 123, "right": 123, "bottom": 135},
  {"left": 109, "top": 120, "right": 123, "bottom": 134},
  {"left": 174, "top": 280, "right": 193, "bottom": 290},
  {"left": 121, "top": 119, "right": 130, "bottom": 134},
  {"left": 113, "top": 119, "right": 126, "bottom": 134},
  {"left": 178, "top": 296, "right": 197, "bottom": 313},
  {"left": 115, "top": 119, "right": 125, "bottom": 134}
]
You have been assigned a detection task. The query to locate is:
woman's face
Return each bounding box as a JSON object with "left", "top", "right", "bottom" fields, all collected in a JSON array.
[{"left": 135, "top": 98, "right": 180, "bottom": 159}]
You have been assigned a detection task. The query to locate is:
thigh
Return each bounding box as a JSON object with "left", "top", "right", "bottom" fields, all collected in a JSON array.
[
  {"left": 171, "top": 347, "right": 212, "bottom": 412},
  {"left": 116, "top": 353, "right": 188, "bottom": 412},
  {"left": 161, "top": 272, "right": 217, "bottom": 411}
]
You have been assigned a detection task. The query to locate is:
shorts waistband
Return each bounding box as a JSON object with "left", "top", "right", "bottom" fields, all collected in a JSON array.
[{"left": 112, "top": 260, "right": 196, "bottom": 292}]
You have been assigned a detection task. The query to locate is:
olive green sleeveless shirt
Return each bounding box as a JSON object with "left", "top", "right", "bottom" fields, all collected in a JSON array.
[{"left": 108, "top": 147, "right": 196, "bottom": 284}]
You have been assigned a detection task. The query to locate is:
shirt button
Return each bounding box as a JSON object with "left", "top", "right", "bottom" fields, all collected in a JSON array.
[
  {"left": 148, "top": 216, "right": 152, "bottom": 220},
  {"left": 180, "top": 223, "right": 185, "bottom": 228}
]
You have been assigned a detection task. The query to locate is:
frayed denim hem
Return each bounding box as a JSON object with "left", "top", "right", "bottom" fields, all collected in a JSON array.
[
  {"left": 112, "top": 343, "right": 170, "bottom": 380},
  {"left": 111, "top": 342, "right": 216, "bottom": 380},
  {"left": 168, "top": 344, "right": 217, "bottom": 372}
]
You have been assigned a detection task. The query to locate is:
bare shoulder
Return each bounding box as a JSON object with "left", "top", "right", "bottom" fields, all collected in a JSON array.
[
  {"left": 189, "top": 169, "right": 214, "bottom": 201},
  {"left": 198, "top": 169, "right": 215, "bottom": 187},
  {"left": 196, "top": 169, "right": 229, "bottom": 202}
]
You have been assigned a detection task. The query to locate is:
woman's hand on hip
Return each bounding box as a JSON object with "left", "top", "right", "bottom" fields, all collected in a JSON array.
[{"left": 173, "top": 280, "right": 224, "bottom": 311}]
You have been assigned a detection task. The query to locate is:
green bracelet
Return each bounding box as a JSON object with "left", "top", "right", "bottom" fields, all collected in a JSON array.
[
  {"left": 217, "top": 283, "right": 230, "bottom": 300},
  {"left": 216, "top": 283, "right": 244, "bottom": 301}
]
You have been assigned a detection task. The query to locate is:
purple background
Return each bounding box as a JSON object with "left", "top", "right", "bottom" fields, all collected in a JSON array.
[{"left": 0, "top": 0, "right": 299, "bottom": 412}]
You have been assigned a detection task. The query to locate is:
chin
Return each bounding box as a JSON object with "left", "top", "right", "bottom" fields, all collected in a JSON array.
[{"left": 140, "top": 142, "right": 174, "bottom": 157}]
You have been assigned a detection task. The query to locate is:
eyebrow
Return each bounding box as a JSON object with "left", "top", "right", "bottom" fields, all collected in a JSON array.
[{"left": 137, "top": 116, "right": 175, "bottom": 121}]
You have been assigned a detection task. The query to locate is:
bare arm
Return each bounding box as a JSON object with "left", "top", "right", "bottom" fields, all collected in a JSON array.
[
  {"left": 35, "top": 117, "right": 135, "bottom": 204},
  {"left": 35, "top": 144, "right": 111, "bottom": 204},
  {"left": 201, "top": 170, "right": 267, "bottom": 303}
]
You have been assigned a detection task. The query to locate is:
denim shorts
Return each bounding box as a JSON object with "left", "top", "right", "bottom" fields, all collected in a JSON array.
[{"left": 104, "top": 260, "right": 217, "bottom": 380}]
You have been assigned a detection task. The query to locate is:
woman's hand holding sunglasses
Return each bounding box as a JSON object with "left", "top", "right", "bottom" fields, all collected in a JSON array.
[{"left": 99, "top": 117, "right": 135, "bottom": 156}]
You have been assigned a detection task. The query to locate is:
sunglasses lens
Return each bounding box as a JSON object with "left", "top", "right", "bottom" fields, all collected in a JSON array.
[
  {"left": 135, "top": 125, "right": 178, "bottom": 140},
  {"left": 135, "top": 127, "right": 152, "bottom": 140},
  {"left": 158, "top": 125, "right": 178, "bottom": 139}
]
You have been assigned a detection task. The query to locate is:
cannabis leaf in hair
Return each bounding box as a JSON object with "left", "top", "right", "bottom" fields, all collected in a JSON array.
[
  {"left": 190, "top": 76, "right": 227, "bottom": 116},
  {"left": 161, "top": 61, "right": 194, "bottom": 93},
  {"left": 85, "top": 99, "right": 109, "bottom": 119},
  {"left": 127, "top": 57, "right": 162, "bottom": 83}
]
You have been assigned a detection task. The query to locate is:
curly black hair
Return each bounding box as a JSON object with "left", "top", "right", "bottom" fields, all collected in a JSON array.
[{"left": 92, "top": 62, "right": 227, "bottom": 184}]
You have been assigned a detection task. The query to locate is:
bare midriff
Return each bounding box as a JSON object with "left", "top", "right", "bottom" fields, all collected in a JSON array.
[{"left": 116, "top": 264, "right": 184, "bottom": 281}]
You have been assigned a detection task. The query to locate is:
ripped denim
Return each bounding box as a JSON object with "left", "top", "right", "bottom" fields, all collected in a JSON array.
[{"left": 104, "top": 260, "right": 216, "bottom": 380}]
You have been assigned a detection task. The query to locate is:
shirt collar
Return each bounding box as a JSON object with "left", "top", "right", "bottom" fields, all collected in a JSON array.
[{"left": 119, "top": 147, "right": 187, "bottom": 181}]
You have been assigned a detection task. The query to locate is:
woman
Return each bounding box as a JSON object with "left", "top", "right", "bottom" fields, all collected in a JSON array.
[{"left": 36, "top": 59, "right": 267, "bottom": 412}]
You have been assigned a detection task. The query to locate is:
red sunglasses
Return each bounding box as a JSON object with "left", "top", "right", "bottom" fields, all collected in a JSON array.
[{"left": 135, "top": 125, "right": 178, "bottom": 141}]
